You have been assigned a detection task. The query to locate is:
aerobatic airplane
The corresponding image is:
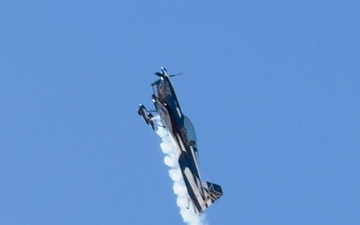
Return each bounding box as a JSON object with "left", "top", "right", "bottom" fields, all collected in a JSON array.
[{"left": 138, "top": 67, "right": 223, "bottom": 214}]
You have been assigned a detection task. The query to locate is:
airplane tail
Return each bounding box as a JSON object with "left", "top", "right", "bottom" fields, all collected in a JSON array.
[{"left": 200, "top": 181, "right": 223, "bottom": 212}]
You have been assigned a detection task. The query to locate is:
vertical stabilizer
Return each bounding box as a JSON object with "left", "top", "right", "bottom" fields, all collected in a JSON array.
[{"left": 200, "top": 181, "right": 223, "bottom": 212}]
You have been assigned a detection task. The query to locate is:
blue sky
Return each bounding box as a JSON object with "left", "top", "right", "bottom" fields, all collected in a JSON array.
[{"left": 1, "top": 1, "right": 360, "bottom": 224}]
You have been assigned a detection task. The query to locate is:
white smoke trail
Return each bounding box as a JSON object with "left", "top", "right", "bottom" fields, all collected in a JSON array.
[{"left": 155, "top": 120, "right": 207, "bottom": 225}]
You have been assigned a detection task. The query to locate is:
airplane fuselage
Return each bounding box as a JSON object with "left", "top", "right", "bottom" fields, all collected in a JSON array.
[
  {"left": 139, "top": 68, "right": 222, "bottom": 214},
  {"left": 152, "top": 77, "right": 205, "bottom": 212}
]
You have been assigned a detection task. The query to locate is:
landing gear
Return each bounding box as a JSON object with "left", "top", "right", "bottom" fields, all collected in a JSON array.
[{"left": 138, "top": 104, "right": 155, "bottom": 130}]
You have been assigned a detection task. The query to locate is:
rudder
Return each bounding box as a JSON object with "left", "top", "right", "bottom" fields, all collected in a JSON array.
[{"left": 200, "top": 181, "right": 223, "bottom": 212}]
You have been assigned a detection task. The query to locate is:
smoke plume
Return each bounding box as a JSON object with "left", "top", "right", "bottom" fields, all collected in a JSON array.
[{"left": 155, "top": 120, "right": 207, "bottom": 225}]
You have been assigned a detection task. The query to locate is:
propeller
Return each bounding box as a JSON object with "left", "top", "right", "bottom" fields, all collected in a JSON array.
[
  {"left": 155, "top": 67, "right": 183, "bottom": 77},
  {"left": 154, "top": 71, "right": 183, "bottom": 77}
]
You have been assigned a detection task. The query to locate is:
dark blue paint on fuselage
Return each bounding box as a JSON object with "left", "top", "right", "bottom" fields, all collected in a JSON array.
[{"left": 152, "top": 76, "right": 203, "bottom": 213}]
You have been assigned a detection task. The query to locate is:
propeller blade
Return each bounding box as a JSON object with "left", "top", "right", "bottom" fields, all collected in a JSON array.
[{"left": 169, "top": 72, "right": 183, "bottom": 77}]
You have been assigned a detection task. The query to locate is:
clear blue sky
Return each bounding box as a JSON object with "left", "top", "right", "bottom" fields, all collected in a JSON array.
[{"left": 1, "top": 1, "right": 359, "bottom": 224}]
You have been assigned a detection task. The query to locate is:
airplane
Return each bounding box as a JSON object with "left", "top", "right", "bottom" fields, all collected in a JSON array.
[{"left": 138, "top": 67, "right": 223, "bottom": 214}]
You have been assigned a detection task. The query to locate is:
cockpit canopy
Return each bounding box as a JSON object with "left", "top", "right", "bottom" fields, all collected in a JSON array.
[{"left": 183, "top": 115, "right": 197, "bottom": 147}]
